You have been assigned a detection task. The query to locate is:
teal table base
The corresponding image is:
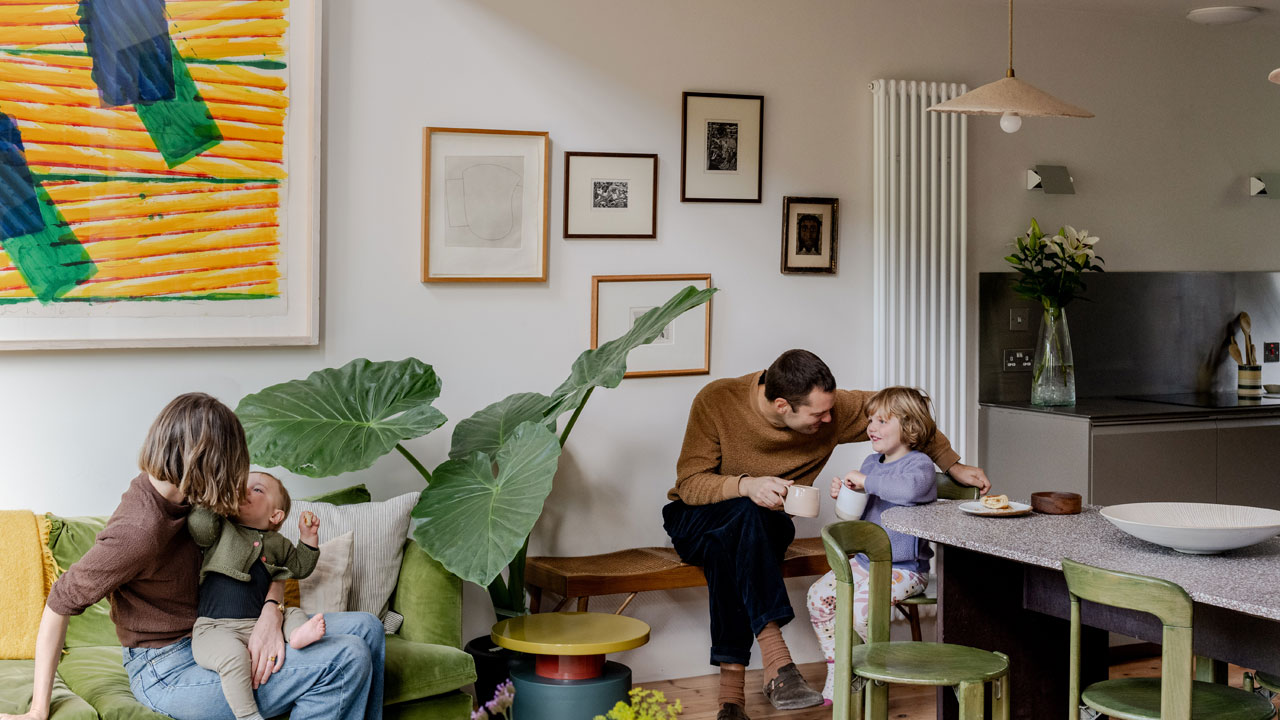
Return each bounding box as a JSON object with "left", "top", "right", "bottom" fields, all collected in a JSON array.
[{"left": 510, "top": 660, "right": 631, "bottom": 720}]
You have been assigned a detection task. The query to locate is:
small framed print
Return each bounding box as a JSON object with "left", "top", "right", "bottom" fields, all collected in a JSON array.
[
  {"left": 681, "top": 92, "right": 763, "bottom": 203},
  {"left": 422, "top": 127, "right": 549, "bottom": 282},
  {"left": 781, "top": 196, "right": 838, "bottom": 274},
  {"left": 592, "top": 274, "right": 712, "bottom": 378},
  {"left": 564, "top": 152, "right": 658, "bottom": 238}
]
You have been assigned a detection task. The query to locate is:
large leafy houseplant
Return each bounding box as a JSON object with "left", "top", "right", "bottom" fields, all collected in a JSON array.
[{"left": 237, "top": 286, "right": 715, "bottom": 617}]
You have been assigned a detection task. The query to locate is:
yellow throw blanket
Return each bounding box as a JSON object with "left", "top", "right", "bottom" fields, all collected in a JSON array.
[{"left": 0, "top": 510, "right": 58, "bottom": 659}]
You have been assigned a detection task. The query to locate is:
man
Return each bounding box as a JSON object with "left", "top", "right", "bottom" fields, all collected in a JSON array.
[{"left": 663, "top": 349, "right": 990, "bottom": 720}]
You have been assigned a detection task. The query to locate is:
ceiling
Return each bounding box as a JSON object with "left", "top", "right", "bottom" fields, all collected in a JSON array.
[{"left": 959, "top": 0, "right": 1280, "bottom": 24}]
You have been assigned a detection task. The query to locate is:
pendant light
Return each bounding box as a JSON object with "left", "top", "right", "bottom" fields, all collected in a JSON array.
[
  {"left": 929, "top": 0, "right": 1093, "bottom": 133},
  {"left": 1270, "top": 68, "right": 1280, "bottom": 84}
]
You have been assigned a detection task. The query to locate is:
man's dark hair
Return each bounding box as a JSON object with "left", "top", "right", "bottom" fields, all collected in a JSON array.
[{"left": 762, "top": 349, "right": 836, "bottom": 408}]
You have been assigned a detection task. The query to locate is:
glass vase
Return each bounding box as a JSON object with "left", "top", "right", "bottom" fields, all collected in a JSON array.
[{"left": 1031, "top": 305, "right": 1075, "bottom": 406}]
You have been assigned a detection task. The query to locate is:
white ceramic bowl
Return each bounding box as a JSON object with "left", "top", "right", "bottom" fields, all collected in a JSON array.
[{"left": 1100, "top": 502, "right": 1280, "bottom": 554}]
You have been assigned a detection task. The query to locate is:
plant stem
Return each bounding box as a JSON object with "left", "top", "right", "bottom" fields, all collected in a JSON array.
[
  {"left": 558, "top": 387, "right": 594, "bottom": 447},
  {"left": 395, "top": 443, "right": 432, "bottom": 483}
]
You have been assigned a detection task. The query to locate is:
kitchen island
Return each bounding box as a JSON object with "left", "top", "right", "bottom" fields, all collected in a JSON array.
[{"left": 882, "top": 500, "right": 1280, "bottom": 720}]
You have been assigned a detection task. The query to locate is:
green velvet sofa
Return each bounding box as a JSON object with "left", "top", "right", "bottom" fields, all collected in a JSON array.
[{"left": 0, "top": 488, "right": 476, "bottom": 720}]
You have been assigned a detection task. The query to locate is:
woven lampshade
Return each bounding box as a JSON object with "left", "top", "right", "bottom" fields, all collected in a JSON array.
[
  {"left": 928, "top": 0, "right": 1092, "bottom": 122},
  {"left": 928, "top": 75, "right": 1094, "bottom": 118}
]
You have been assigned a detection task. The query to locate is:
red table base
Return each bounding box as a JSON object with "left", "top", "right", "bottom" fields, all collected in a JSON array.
[{"left": 535, "top": 653, "right": 605, "bottom": 680}]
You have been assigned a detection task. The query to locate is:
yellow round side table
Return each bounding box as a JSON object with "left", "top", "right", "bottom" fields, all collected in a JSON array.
[{"left": 490, "top": 612, "right": 651, "bottom": 719}]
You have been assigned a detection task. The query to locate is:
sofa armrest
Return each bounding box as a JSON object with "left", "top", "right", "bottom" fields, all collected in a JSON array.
[{"left": 390, "top": 540, "right": 462, "bottom": 649}]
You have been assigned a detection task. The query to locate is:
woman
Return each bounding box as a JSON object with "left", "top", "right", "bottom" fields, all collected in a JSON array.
[{"left": 1, "top": 393, "right": 384, "bottom": 720}]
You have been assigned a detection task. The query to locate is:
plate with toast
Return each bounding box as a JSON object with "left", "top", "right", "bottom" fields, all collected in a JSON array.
[{"left": 958, "top": 494, "right": 1032, "bottom": 517}]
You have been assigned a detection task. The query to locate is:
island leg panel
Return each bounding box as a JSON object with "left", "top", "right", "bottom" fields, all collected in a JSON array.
[{"left": 935, "top": 545, "right": 1107, "bottom": 720}]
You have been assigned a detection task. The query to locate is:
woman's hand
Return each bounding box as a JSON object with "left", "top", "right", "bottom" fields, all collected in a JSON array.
[{"left": 248, "top": 599, "right": 285, "bottom": 688}]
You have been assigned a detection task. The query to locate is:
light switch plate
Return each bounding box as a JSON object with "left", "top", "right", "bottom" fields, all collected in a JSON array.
[
  {"left": 1009, "top": 308, "right": 1030, "bottom": 332},
  {"left": 1266, "top": 342, "right": 1279, "bottom": 363}
]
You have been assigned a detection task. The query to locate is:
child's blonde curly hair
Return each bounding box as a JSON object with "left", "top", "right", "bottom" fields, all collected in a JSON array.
[{"left": 865, "top": 386, "right": 936, "bottom": 450}]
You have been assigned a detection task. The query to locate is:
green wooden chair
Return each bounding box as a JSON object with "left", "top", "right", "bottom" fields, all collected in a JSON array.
[
  {"left": 822, "top": 521, "right": 1011, "bottom": 720},
  {"left": 1243, "top": 671, "right": 1279, "bottom": 703},
  {"left": 1062, "top": 558, "right": 1276, "bottom": 720},
  {"left": 896, "top": 473, "right": 981, "bottom": 641}
]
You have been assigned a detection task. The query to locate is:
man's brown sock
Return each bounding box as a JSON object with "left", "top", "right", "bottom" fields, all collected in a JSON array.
[
  {"left": 756, "top": 622, "right": 793, "bottom": 683},
  {"left": 718, "top": 663, "right": 746, "bottom": 708}
]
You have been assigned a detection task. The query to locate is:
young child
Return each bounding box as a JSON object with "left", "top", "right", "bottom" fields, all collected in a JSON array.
[
  {"left": 805, "top": 387, "right": 939, "bottom": 704},
  {"left": 188, "top": 471, "right": 327, "bottom": 720}
]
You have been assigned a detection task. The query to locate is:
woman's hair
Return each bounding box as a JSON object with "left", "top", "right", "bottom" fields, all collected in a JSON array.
[
  {"left": 866, "top": 386, "right": 936, "bottom": 450},
  {"left": 138, "top": 392, "right": 249, "bottom": 516}
]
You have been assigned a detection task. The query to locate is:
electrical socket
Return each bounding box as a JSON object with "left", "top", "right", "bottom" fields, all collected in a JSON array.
[
  {"left": 1003, "top": 348, "right": 1034, "bottom": 372},
  {"left": 1009, "top": 308, "right": 1030, "bottom": 332},
  {"left": 1266, "top": 342, "right": 1279, "bottom": 363}
]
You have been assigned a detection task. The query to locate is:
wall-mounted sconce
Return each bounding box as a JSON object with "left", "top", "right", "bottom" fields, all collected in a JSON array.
[
  {"left": 1250, "top": 174, "right": 1280, "bottom": 197},
  {"left": 1027, "top": 164, "right": 1075, "bottom": 194}
]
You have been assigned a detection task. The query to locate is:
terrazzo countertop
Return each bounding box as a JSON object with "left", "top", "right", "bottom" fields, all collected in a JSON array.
[{"left": 881, "top": 501, "right": 1280, "bottom": 621}]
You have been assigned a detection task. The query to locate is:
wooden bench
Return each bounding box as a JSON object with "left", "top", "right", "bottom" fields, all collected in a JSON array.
[{"left": 525, "top": 537, "right": 831, "bottom": 615}]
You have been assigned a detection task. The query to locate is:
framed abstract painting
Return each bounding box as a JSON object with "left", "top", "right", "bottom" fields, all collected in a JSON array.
[
  {"left": 591, "top": 273, "right": 712, "bottom": 378},
  {"left": 422, "top": 127, "right": 550, "bottom": 282},
  {"left": 680, "top": 91, "right": 763, "bottom": 203},
  {"left": 0, "top": 0, "right": 321, "bottom": 349},
  {"left": 563, "top": 151, "right": 658, "bottom": 239}
]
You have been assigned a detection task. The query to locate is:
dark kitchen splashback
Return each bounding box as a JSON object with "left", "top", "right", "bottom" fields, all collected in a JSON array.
[{"left": 979, "top": 272, "right": 1280, "bottom": 403}]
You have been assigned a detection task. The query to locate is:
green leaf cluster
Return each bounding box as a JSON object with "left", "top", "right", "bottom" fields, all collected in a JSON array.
[
  {"left": 1003, "top": 218, "right": 1105, "bottom": 310},
  {"left": 235, "top": 285, "right": 716, "bottom": 618}
]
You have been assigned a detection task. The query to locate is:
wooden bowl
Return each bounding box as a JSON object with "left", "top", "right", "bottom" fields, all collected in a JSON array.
[{"left": 1031, "top": 491, "right": 1082, "bottom": 515}]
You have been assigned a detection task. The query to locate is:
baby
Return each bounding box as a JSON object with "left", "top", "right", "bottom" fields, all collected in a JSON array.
[{"left": 188, "top": 471, "right": 327, "bottom": 720}]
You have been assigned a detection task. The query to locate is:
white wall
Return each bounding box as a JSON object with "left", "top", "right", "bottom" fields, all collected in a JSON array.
[{"left": 3, "top": 0, "right": 1277, "bottom": 683}]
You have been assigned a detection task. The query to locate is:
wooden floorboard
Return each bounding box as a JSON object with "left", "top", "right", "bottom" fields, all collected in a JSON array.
[{"left": 643, "top": 657, "right": 1271, "bottom": 720}]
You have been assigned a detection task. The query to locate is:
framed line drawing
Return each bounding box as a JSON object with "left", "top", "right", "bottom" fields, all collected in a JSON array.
[
  {"left": 563, "top": 152, "right": 658, "bottom": 239},
  {"left": 0, "top": 0, "right": 322, "bottom": 350},
  {"left": 680, "top": 92, "right": 763, "bottom": 203},
  {"left": 422, "top": 127, "right": 549, "bottom": 282},
  {"left": 781, "top": 196, "right": 838, "bottom": 274},
  {"left": 592, "top": 273, "right": 712, "bottom": 378}
]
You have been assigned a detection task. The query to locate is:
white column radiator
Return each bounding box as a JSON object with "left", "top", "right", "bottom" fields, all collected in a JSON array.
[{"left": 870, "top": 79, "right": 969, "bottom": 458}]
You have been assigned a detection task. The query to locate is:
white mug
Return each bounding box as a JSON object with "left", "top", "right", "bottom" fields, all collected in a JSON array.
[
  {"left": 783, "top": 484, "right": 820, "bottom": 518},
  {"left": 835, "top": 486, "right": 869, "bottom": 520}
]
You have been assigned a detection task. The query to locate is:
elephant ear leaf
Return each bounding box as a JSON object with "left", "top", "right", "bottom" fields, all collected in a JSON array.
[
  {"left": 448, "top": 392, "right": 557, "bottom": 461},
  {"left": 549, "top": 285, "right": 716, "bottom": 416},
  {"left": 412, "top": 421, "right": 561, "bottom": 586},
  {"left": 236, "top": 358, "right": 447, "bottom": 477}
]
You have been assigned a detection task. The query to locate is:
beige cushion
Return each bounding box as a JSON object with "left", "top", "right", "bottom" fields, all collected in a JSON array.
[
  {"left": 279, "top": 492, "right": 417, "bottom": 620},
  {"left": 295, "top": 530, "right": 354, "bottom": 614}
]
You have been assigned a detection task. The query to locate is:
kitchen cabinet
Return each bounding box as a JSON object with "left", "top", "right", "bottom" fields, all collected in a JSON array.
[{"left": 979, "top": 405, "right": 1280, "bottom": 509}]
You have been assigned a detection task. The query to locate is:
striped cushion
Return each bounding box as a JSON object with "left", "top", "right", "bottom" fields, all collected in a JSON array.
[{"left": 278, "top": 492, "right": 417, "bottom": 621}]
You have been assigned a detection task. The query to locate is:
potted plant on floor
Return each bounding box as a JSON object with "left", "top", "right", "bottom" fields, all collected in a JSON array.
[{"left": 235, "top": 285, "right": 715, "bottom": 702}]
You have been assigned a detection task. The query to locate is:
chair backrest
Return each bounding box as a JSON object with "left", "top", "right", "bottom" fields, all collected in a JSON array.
[
  {"left": 821, "top": 521, "right": 894, "bottom": 644},
  {"left": 1061, "top": 558, "right": 1193, "bottom": 720},
  {"left": 935, "top": 472, "right": 979, "bottom": 501}
]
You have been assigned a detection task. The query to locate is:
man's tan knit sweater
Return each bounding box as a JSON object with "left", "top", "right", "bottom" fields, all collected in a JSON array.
[{"left": 669, "top": 371, "right": 962, "bottom": 505}]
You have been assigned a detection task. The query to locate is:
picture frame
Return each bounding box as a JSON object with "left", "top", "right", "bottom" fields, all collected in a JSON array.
[
  {"left": 564, "top": 152, "right": 658, "bottom": 239},
  {"left": 681, "top": 91, "right": 764, "bottom": 203},
  {"left": 781, "top": 196, "right": 838, "bottom": 274},
  {"left": 592, "top": 274, "right": 712, "bottom": 378},
  {"left": 0, "top": 0, "right": 322, "bottom": 350},
  {"left": 422, "top": 127, "right": 550, "bottom": 282}
]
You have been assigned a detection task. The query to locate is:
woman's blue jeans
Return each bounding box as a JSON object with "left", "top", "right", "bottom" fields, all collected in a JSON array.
[
  {"left": 663, "top": 498, "right": 796, "bottom": 666},
  {"left": 123, "top": 611, "right": 385, "bottom": 720}
]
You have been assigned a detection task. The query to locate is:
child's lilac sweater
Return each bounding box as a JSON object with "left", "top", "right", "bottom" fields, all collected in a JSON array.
[{"left": 856, "top": 450, "right": 937, "bottom": 575}]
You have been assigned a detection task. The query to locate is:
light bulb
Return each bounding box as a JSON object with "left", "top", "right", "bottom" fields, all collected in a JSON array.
[{"left": 999, "top": 112, "right": 1022, "bottom": 133}]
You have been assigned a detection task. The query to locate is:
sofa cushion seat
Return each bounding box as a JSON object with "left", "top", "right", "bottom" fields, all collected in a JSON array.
[
  {"left": 383, "top": 635, "right": 475, "bottom": 705},
  {"left": 58, "top": 646, "right": 166, "bottom": 719},
  {"left": 0, "top": 659, "right": 98, "bottom": 719}
]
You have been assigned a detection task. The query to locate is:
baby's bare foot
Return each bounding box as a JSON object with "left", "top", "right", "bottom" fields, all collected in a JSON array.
[{"left": 289, "top": 613, "right": 326, "bottom": 649}]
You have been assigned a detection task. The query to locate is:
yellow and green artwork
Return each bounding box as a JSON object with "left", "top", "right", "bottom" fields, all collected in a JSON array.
[{"left": 0, "top": 0, "right": 318, "bottom": 348}]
